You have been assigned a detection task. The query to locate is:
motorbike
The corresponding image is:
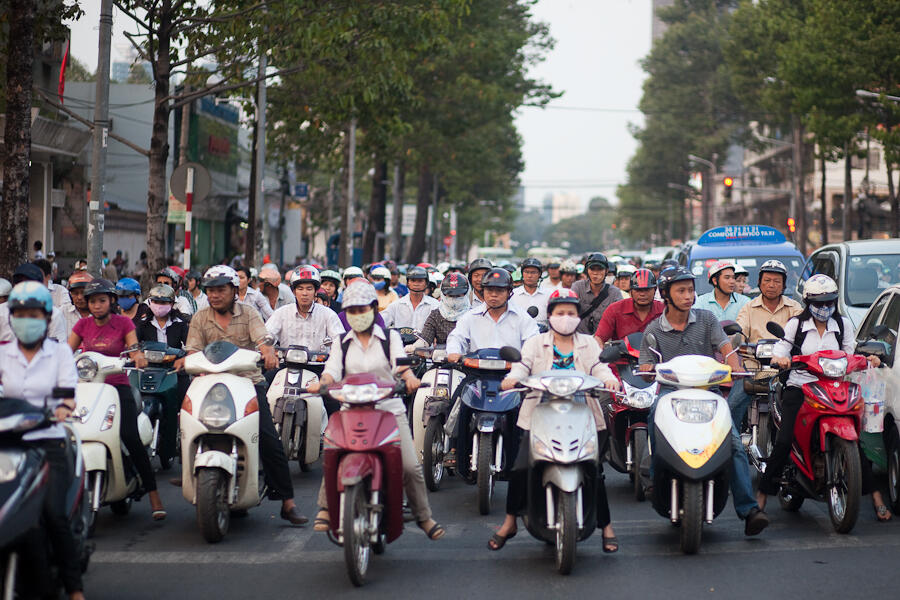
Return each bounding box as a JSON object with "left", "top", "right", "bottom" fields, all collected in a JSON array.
[
  {"left": 643, "top": 332, "right": 741, "bottom": 554},
  {"left": 762, "top": 322, "right": 883, "bottom": 533},
  {"left": 266, "top": 345, "right": 328, "bottom": 472},
  {"left": 507, "top": 354, "right": 606, "bottom": 575},
  {"left": 453, "top": 348, "right": 523, "bottom": 515},
  {"left": 130, "top": 341, "right": 186, "bottom": 470},
  {"left": 600, "top": 332, "right": 655, "bottom": 501},
  {"left": 180, "top": 341, "right": 267, "bottom": 543},
  {"left": 737, "top": 337, "right": 779, "bottom": 473},
  {"left": 72, "top": 352, "right": 154, "bottom": 535},
  {"left": 0, "top": 392, "right": 92, "bottom": 598},
  {"left": 410, "top": 346, "right": 464, "bottom": 491},
  {"left": 319, "top": 372, "right": 415, "bottom": 586}
]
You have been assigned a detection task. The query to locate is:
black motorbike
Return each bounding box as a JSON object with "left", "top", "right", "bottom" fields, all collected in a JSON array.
[{"left": 131, "top": 341, "right": 186, "bottom": 470}]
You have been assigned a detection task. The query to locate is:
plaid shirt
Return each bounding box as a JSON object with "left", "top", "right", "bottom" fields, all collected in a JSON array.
[{"left": 186, "top": 302, "right": 269, "bottom": 383}]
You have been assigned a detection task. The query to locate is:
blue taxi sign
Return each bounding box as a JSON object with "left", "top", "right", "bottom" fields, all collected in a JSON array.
[{"left": 696, "top": 225, "right": 787, "bottom": 246}]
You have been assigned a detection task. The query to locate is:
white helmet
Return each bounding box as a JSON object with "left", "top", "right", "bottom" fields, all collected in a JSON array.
[
  {"left": 616, "top": 264, "right": 637, "bottom": 278},
  {"left": 734, "top": 264, "right": 749, "bottom": 277},
  {"left": 707, "top": 260, "right": 736, "bottom": 283},
  {"left": 342, "top": 266, "right": 364, "bottom": 281},
  {"left": 369, "top": 265, "right": 391, "bottom": 280},
  {"left": 341, "top": 279, "right": 377, "bottom": 308},
  {"left": 802, "top": 274, "right": 838, "bottom": 303},
  {"left": 202, "top": 265, "right": 239, "bottom": 288},
  {"left": 290, "top": 265, "right": 321, "bottom": 289},
  {"left": 0, "top": 277, "right": 11, "bottom": 299}
]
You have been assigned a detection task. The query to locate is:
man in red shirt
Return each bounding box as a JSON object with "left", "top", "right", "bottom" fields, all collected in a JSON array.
[{"left": 594, "top": 268, "right": 664, "bottom": 344}]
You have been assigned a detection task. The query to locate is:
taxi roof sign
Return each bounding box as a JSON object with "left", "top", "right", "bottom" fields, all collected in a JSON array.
[{"left": 696, "top": 225, "right": 787, "bottom": 246}]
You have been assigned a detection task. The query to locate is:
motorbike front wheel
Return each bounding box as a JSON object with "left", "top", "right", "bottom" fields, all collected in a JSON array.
[
  {"left": 680, "top": 481, "right": 703, "bottom": 554},
  {"left": 280, "top": 412, "right": 294, "bottom": 461},
  {"left": 555, "top": 488, "right": 578, "bottom": 575},
  {"left": 423, "top": 418, "right": 445, "bottom": 492},
  {"left": 196, "top": 468, "right": 230, "bottom": 543},
  {"left": 632, "top": 429, "right": 648, "bottom": 502},
  {"left": 757, "top": 413, "right": 773, "bottom": 459},
  {"left": 476, "top": 432, "right": 494, "bottom": 515},
  {"left": 342, "top": 483, "right": 371, "bottom": 587},
  {"left": 828, "top": 438, "right": 861, "bottom": 534}
]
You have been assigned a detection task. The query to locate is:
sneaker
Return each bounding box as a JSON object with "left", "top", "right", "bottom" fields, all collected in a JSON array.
[{"left": 744, "top": 506, "right": 770, "bottom": 536}]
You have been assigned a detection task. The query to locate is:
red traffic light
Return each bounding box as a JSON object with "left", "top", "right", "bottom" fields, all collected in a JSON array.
[
  {"left": 723, "top": 176, "right": 734, "bottom": 188},
  {"left": 787, "top": 217, "right": 796, "bottom": 233},
  {"left": 450, "top": 229, "right": 456, "bottom": 236}
]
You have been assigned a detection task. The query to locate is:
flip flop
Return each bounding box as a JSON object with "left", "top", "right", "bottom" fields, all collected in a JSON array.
[
  {"left": 487, "top": 529, "right": 516, "bottom": 551},
  {"left": 152, "top": 509, "right": 167, "bottom": 521},
  {"left": 875, "top": 504, "right": 893, "bottom": 522},
  {"left": 418, "top": 520, "right": 445, "bottom": 540},
  {"left": 602, "top": 535, "right": 619, "bottom": 553}
]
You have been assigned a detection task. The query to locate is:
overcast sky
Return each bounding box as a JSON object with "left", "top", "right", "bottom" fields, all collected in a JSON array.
[{"left": 67, "top": 0, "right": 651, "bottom": 210}]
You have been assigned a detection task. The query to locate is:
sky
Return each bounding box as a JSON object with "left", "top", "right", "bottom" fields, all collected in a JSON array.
[{"left": 67, "top": 0, "right": 652, "bottom": 211}]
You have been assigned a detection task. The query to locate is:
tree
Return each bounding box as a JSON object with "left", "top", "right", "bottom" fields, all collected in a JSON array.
[
  {"left": 67, "top": 56, "right": 96, "bottom": 82},
  {"left": 543, "top": 196, "right": 617, "bottom": 254},
  {"left": 126, "top": 62, "right": 152, "bottom": 84}
]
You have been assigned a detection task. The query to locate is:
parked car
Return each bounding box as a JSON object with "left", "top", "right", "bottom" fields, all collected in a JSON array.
[{"left": 798, "top": 239, "right": 900, "bottom": 328}]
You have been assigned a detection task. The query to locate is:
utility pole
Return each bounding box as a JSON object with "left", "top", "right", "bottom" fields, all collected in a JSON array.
[
  {"left": 429, "top": 173, "right": 438, "bottom": 261},
  {"left": 342, "top": 117, "right": 357, "bottom": 267},
  {"left": 391, "top": 164, "right": 403, "bottom": 260},
  {"left": 689, "top": 154, "right": 716, "bottom": 232},
  {"left": 449, "top": 205, "right": 457, "bottom": 261},
  {"left": 87, "top": 0, "right": 113, "bottom": 277},
  {"left": 791, "top": 115, "right": 807, "bottom": 253},
  {"left": 256, "top": 49, "right": 269, "bottom": 262}
]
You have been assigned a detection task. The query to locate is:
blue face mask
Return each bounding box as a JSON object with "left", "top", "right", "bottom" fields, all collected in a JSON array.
[
  {"left": 10, "top": 317, "right": 48, "bottom": 345},
  {"left": 118, "top": 296, "right": 138, "bottom": 310},
  {"left": 372, "top": 280, "right": 387, "bottom": 291},
  {"left": 809, "top": 303, "right": 836, "bottom": 323}
]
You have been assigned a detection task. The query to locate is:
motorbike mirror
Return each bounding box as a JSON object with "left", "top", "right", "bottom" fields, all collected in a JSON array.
[
  {"left": 721, "top": 321, "right": 742, "bottom": 336},
  {"left": 499, "top": 346, "right": 522, "bottom": 362},
  {"left": 51, "top": 387, "right": 75, "bottom": 399},
  {"left": 599, "top": 345, "right": 621, "bottom": 363},
  {"left": 857, "top": 340, "right": 888, "bottom": 359},
  {"left": 260, "top": 334, "right": 276, "bottom": 347},
  {"left": 644, "top": 332, "right": 662, "bottom": 362},
  {"left": 766, "top": 321, "right": 786, "bottom": 339},
  {"left": 527, "top": 306, "right": 539, "bottom": 318}
]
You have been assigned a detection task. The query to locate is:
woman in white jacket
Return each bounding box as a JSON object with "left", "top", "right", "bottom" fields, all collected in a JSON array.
[{"left": 488, "top": 289, "right": 621, "bottom": 552}]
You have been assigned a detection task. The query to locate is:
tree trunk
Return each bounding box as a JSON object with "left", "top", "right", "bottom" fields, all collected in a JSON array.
[
  {"left": 144, "top": 0, "right": 173, "bottom": 288},
  {"left": 362, "top": 159, "right": 387, "bottom": 263},
  {"left": 405, "top": 165, "right": 431, "bottom": 264},
  {"left": 791, "top": 119, "right": 806, "bottom": 254},
  {"left": 843, "top": 142, "right": 852, "bottom": 241},
  {"left": 889, "top": 159, "right": 898, "bottom": 238},
  {"left": 820, "top": 154, "right": 828, "bottom": 245},
  {"left": 246, "top": 113, "right": 259, "bottom": 266},
  {"left": 0, "top": 0, "right": 35, "bottom": 275},
  {"left": 390, "top": 162, "right": 405, "bottom": 260}
]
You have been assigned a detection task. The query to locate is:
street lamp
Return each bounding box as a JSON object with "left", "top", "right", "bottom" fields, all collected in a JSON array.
[{"left": 688, "top": 154, "right": 717, "bottom": 231}]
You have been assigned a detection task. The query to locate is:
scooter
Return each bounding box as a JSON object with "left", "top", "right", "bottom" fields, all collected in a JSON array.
[
  {"left": 131, "top": 341, "right": 186, "bottom": 470},
  {"left": 72, "top": 352, "right": 154, "bottom": 535},
  {"left": 0, "top": 392, "right": 92, "bottom": 598},
  {"left": 180, "top": 341, "right": 267, "bottom": 543},
  {"left": 643, "top": 333, "right": 739, "bottom": 554},
  {"left": 510, "top": 359, "right": 606, "bottom": 575},
  {"left": 762, "top": 322, "right": 881, "bottom": 534},
  {"left": 266, "top": 346, "right": 328, "bottom": 472},
  {"left": 737, "top": 337, "right": 779, "bottom": 472},
  {"left": 411, "top": 346, "right": 464, "bottom": 491},
  {"left": 320, "top": 373, "right": 412, "bottom": 587},
  {"left": 600, "top": 333, "right": 656, "bottom": 501}
]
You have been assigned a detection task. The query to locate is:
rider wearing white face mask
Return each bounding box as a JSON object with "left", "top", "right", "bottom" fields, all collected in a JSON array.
[{"left": 418, "top": 273, "right": 471, "bottom": 346}]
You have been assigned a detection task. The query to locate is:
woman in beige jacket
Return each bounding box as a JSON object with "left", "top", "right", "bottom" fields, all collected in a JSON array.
[{"left": 488, "top": 289, "right": 621, "bottom": 552}]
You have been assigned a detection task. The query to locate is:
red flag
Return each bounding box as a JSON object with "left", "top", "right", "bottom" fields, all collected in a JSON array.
[{"left": 58, "top": 38, "right": 70, "bottom": 104}]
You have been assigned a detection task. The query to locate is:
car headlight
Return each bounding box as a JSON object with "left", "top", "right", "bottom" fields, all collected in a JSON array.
[
  {"left": 707, "top": 369, "right": 730, "bottom": 384},
  {"left": 626, "top": 390, "right": 655, "bottom": 409},
  {"left": 76, "top": 356, "right": 98, "bottom": 381},
  {"left": 540, "top": 376, "right": 583, "bottom": 397},
  {"left": 819, "top": 356, "right": 847, "bottom": 378},
  {"left": 671, "top": 397, "right": 717, "bottom": 423},
  {"left": 285, "top": 348, "right": 308, "bottom": 364},
  {"left": 0, "top": 450, "right": 25, "bottom": 483},
  {"left": 531, "top": 436, "right": 555, "bottom": 461},
  {"left": 199, "top": 383, "right": 236, "bottom": 429},
  {"left": 755, "top": 343, "right": 775, "bottom": 359},
  {"left": 144, "top": 350, "right": 166, "bottom": 363}
]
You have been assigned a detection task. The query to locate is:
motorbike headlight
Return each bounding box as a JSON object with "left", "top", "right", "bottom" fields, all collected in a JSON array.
[
  {"left": 671, "top": 397, "right": 717, "bottom": 423},
  {"left": 76, "top": 356, "right": 98, "bottom": 381},
  {"left": 540, "top": 376, "right": 583, "bottom": 397},
  {"left": 755, "top": 343, "right": 775, "bottom": 359},
  {"left": 334, "top": 383, "right": 389, "bottom": 404},
  {"left": 0, "top": 450, "right": 25, "bottom": 483},
  {"left": 100, "top": 405, "right": 116, "bottom": 431},
  {"left": 144, "top": 350, "right": 166, "bottom": 363},
  {"left": 285, "top": 348, "right": 308, "bottom": 364},
  {"left": 531, "top": 436, "right": 555, "bottom": 462},
  {"left": 626, "top": 390, "right": 655, "bottom": 409},
  {"left": 199, "top": 383, "right": 236, "bottom": 429},
  {"left": 707, "top": 369, "right": 730, "bottom": 384},
  {"left": 819, "top": 357, "right": 847, "bottom": 378}
]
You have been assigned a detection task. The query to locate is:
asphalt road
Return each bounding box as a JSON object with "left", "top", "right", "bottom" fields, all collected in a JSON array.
[{"left": 84, "top": 459, "right": 899, "bottom": 600}]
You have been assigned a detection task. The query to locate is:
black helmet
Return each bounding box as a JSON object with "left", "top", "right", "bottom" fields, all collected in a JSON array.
[
  {"left": 482, "top": 268, "right": 513, "bottom": 289},
  {"left": 584, "top": 252, "right": 609, "bottom": 270},
  {"left": 156, "top": 267, "right": 181, "bottom": 287},
  {"left": 520, "top": 257, "right": 542, "bottom": 272},
  {"left": 185, "top": 270, "right": 202, "bottom": 282},
  {"left": 661, "top": 258, "right": 679, "bottom": 270},
  {"left": 500, "top": 263, "right": 515, "bottom": 274},
  {"left": 406, "top": 266, "right": 429, "bottom": 281},
  {"left": 441, "top": 272, "right": 470, "bottom": 297},
  {"left": 468, "top": 258, "right": 492, "bottom": 275},
  {"left": 657, "top": 267, "right": 695, "bottom": 299},
  {"left": 83, "top": 278, "right": 118, "bottom": 299},
  {"left": 631, "top": 268, "right": 658, "bottom": 290}
]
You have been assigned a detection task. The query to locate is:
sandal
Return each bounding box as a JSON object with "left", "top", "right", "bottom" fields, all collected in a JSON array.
[
  {"left": 418, "top": 520, "right": 445, "bottom": 540},
  {"left": 152, "top": 509, "right": 167, "bottom": 521},
  {"left": 487, "top": 529, "right": 516, "bottom": 551},
  {"left": 313, "top": 510, "right": 331, "bottom": 532},
  {"left": 602, "top": 535, "right": 619, "bottom": 553},
  {"left": 875, "top": 504, "right": 893, "bottom": 522}
]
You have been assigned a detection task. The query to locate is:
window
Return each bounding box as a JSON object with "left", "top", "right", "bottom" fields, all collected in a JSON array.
[
  {"left": 812, "top": 252, "right": 837, "bottom": 279},
  {"left": 876, "top": 294, "right": 900, "bottom": 366},
  {"left": 856, "top": 292, "right": 890, "bottom": 342}
]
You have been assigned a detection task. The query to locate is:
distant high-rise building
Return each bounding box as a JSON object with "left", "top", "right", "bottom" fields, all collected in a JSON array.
[
  {"left": 542, "top": 193, "right": 583, "bottom": 224},
  {"left": 652, "top": 0, "right": 675, "bottom": 40},
  {"left": 511, "top": 185, "right": 525, "bottom": 211},
  {"left": 111, "top": 61, "right": 152, "bottom": 83}
]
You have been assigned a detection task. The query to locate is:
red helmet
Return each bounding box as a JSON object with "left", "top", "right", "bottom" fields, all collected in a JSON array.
[
  {"left": 631, "top": 268, "right": 657, "bottom": 290},
  {"left": 169, "top": 265, "right": 185, "bottom": 278},
  {"left": 547, "top": 288, "right": 580, "bottom": 312}
]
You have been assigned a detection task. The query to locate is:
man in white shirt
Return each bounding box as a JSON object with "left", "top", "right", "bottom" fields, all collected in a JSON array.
[
  {"left": 61, "top": 271, "right": 93, "bottom": 335},
  {"left": 265, "top": 266, "right": 345, "bottom": 351},
  {"left": 381, "top": 266, "right": 438, "bottom": 331},
  {"left": 448, "top": 268, "right": 539, "bottom": 360},
  {"left": 34, "top": 258, "right": 70, "bottom": 308},
  {"left": 185, "top": 270, "right": 209, "bottom": 310},
  {"left": 466, "top": 258, "right": 492, "bottom": 310},
  {"left": 236, "top": 265, "right": 272, "bottom": 319},
  {"left": 0, "top": 264, "right": 67, "bottom": 342},
  {"left": 539, "top": 260, "right": 562, "bottom": 291},
  {"left": 511, "top": 257, "right": 550, "bottom": 325}
]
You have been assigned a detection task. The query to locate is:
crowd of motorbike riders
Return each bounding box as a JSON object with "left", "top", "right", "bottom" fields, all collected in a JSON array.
[{"left": 0, "top": 246, "right": 894, "bottom": 597}]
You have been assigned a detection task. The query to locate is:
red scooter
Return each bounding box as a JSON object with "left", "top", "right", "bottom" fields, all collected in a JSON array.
[
  {"left": 765, "top": 322, "right": 881, "bottom": 533},
  {"left": 321, "top": 373, "right": 409, "bottom": 587}
]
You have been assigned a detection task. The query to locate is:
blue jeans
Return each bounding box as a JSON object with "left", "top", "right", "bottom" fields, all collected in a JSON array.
[{"left": 648, "top": 383, "right": 758, "bottom": 519}]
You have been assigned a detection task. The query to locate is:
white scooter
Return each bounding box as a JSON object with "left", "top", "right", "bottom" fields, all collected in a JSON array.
[
  {"left": 72, "top": 351, "right": 153, "bottom": 535},
  {"left": 266, "top": 345, "right": 328, "bottom": 472},
  {"left": 643, "top": 332, "right": 740, "bottom": 554},
  {"left": 181, "top": 341, "right": 266, "bottom": 543}
]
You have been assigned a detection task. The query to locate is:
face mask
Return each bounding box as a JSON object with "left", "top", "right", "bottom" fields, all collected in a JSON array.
[
  {"left": 103, "top": 258, "right": 109, "bottom": 266},
  {"left": 118, "top": 296, "right": 137, "bottom": 310},
  {"left": 439, "top": 295, "right": 470, "bottom": 321},
  {"left": 372, "top": 280, "right": 387, "bottom": 291},
  {"left": 346, "top": 309, "right": 375, "bottom": 332},
  {"left": 548, "top": 314, "right": 580, "bottom": 336},
  {"left": 10, "top": 317, "right": 48, "bottom": 345},
  {"left": 809, "top": 303, "right": 836, "bottom": 323},
  {"left": 150, "top": 302, "right": 172, "bottom": 318}
]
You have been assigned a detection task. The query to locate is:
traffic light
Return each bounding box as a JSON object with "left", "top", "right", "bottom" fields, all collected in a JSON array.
[
  {"left": 787, "top": 217, "right": 796, "bottom": 233},
  {"left": 723, "top": 176, "right": 734, "bottom": 201}
]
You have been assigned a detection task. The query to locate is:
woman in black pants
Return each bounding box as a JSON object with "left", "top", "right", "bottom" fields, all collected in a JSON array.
[{"left": 69, "top": 279, "right": 166, "bottom": 520}]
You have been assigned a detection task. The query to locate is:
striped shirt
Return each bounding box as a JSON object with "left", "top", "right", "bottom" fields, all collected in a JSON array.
[{"left": 639, "top": 308, "right": 728, "bottom": 366}]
